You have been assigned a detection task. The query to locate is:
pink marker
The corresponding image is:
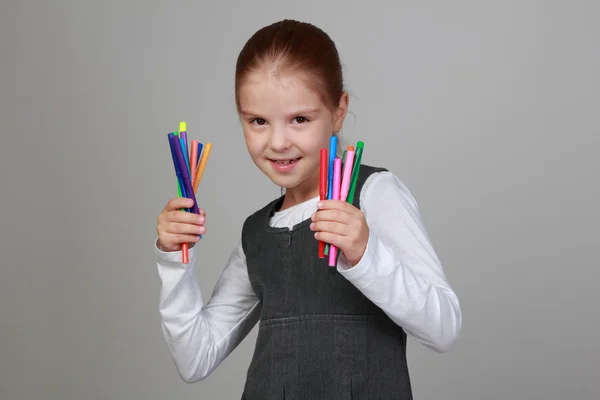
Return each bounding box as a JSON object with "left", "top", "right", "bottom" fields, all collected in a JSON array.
[
  {"left": 340, "top": 146, "right": 355, "bottom": 202},
  {"left": 329, "top": 158, "right": 342, "bottom": 267}
]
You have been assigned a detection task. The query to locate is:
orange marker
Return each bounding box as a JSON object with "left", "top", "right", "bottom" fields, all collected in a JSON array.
[{"left": 193, "top": 143, "right": 212, "bottom": 193}]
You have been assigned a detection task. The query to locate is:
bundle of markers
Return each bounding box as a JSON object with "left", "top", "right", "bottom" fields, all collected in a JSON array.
[
  {"left": 319, "top": 136, "right": 364, "bottom": 267},
  {"left": 167, "top": 121, "right": 212, "bottom": 264}
]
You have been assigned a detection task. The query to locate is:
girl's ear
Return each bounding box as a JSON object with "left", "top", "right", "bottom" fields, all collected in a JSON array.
[{"left": 333, "top": 91, "right": 349, "bottom": 132}]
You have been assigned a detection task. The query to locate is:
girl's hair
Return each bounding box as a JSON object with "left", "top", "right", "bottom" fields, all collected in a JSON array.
[{"left": 234, "top": 19, "right": 346, "bottom": 155}]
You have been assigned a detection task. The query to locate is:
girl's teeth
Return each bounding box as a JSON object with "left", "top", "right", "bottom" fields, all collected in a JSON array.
[{"left": 275, "top": 159, "right": 297, "bottom": 165}]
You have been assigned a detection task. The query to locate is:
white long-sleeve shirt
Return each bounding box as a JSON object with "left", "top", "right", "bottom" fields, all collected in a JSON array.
[{"left": 155, "top": 170, "right": 462, "bottom": 383}]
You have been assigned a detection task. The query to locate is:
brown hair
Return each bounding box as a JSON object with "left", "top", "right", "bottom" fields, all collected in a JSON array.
[{"left": 234, "top": 19, "right": 344, "bottom": 114}]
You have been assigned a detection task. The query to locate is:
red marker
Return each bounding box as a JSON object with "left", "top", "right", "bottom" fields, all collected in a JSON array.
[{"left": 318, "top": 148, "right": 327, "bottom": 258}]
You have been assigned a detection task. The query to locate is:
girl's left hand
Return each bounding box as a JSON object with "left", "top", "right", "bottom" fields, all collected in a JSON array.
[{"left": 310, "top": 200, "right": 369, "bottom": 267}]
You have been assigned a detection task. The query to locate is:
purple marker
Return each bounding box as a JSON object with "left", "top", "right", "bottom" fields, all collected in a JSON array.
[
  {"left": 170, "top": 134, "right": 200, "bottom": 214},
  {"left": 168, "top": 134, "right": 187, "bottom": 198}
]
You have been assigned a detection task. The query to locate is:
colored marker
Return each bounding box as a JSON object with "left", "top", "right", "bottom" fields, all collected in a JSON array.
[
  {"left": 346, "top": 141, "right": 364, "bottom": 204},
  {"left": 196, "top": 142, "right": 203, "bottom": 167},
  {"left": 180, "top": 137, "right": 190, "bottom": 176},
  {"left": 168, "top": 133, "right": 189, "bottom": 263},
  {"left": 324, "top": 135, "right": 338, "bottom": 256},
  {"left": 192, "top": 142, "right": 211, "bottom": 240},
  {"left": 170, "top": 134, "right": 184, "bottom": 199},
  {"left": 327, "top": 135, "right": 338, "bottom": 199},
  {"left": 318, "top": 148, "right": 328, "bottom": 258},
  {"left": 180, "top": 129, "right": 189, "bottom": 160},
  {"left": 193, "top": 142, "right": 210, "bottom": 239},
  {"left": 340, "top": 146, "right": 355, "bottom": 202},
  {"left": 168, "top": 134, "right": 187, "bottom": 201},
  {"left": 175, "top": 123, "right": 190, "bottom": 262},
  {"left": 170, "top": 134, "right": 199, "bottom": 214},
  {"left": 193, "top": 142, "right": 212, "bottom": 194},
  {"left": 329, "top": 158, "right": 342, "bottom": 267},
  {"left": 174, "top": 123, "right": 186, "bottom": 205},
  {"left": 190, "top": 140, "right": 198, "bottom": 187}
]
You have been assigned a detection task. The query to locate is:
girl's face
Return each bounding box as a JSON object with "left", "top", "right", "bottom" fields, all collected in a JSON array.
[{"left": 238, "top": 69, "right": 348, "bottom": 202}]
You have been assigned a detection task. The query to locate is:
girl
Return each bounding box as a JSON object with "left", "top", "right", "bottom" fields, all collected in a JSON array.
[{"left": 155, "top": 19, "right": 461, "bottom": 399}]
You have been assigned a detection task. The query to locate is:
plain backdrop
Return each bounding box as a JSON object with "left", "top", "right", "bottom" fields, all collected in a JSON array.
[{"left": 1, "top": 1, "right": 599, "bottom": 399}]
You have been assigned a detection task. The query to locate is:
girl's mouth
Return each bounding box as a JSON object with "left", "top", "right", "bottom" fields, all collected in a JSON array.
[
  {"left": 270, "top": 158, "right": 301, "bottom": 165},
  {"left": 268, "top": 157, "right": 302, "bottom": 172}
]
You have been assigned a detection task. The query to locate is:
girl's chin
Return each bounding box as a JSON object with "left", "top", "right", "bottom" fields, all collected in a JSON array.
[
  {"left": 258, "top": 159, "right": 319, "bottom": 190},
  {"left": 270, "top": 176, "right": 320, "bottom": 197}
]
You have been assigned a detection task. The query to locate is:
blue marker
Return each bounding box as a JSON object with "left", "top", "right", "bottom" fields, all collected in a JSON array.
[
  {"left": 168, "top": 133, "right": 190, "bottom": 211},
  {"left": 327, "top": 135, "right": 338, "bottom": 199},
  {"left": 180, "top": 137, "right": 191, "bottom": 176},
  {"left": 324, "top": 135, "right": 338, "bottom": 256},
  {"left": 196, "top": 142, "right": 203, "bottom": 166}
]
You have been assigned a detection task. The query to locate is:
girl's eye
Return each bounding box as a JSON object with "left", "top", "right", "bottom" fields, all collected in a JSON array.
[
  {"left": 293, "top": 116, "right": 309, "bottom": 124},
  {"left": 251, "top": 118, "right": 266, "bottom": 126}
]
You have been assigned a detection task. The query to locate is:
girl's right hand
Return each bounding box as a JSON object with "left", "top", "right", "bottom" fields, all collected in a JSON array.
[{"left": 157, "top": 197, "right": 206, "bottom": 252}]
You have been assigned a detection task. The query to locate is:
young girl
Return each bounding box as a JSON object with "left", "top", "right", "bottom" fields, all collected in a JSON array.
[{"left": 155, "top": 19, "right": 461, "bottom": 399}]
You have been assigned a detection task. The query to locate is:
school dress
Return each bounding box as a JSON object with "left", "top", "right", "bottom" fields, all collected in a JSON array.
[
  {"left": 155, "top": 164, "right": 462, "bottom": 399},
  {"left": 240, "top": 165, "right": 412, "bottom": 399}
]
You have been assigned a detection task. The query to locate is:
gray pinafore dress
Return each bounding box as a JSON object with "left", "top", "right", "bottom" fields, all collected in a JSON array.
[{"left": 240, "top": 165, "right": 413, "bottom": 399}]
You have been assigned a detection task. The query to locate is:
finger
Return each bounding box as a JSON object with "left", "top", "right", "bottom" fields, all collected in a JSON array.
[
  {"left": 158, "top": 233, "right": 201, "bottom": 251},
  {"left": 314, "top": 231, "right": 346, "bottom": 248},
  {"left": 166, "top": 222, "right": 206, "bottom": 236},
  {"left": 310, "top": 221, "right": 348, "bottom": 236},
  {"left": 317, "top": 199, "right": 355, "bottom": 212},
  {"left": 198, "top": 208, "right": 206, "bottom": 217},
  {"left": 170, "top": 233, "right": 202, "bottom": 245},
  {"left": 165, "top": 197, "right": 195, "bottom": 212},
  {"left": 312, "top": 209, "right": 352, "bottom": 224},
  {"left": 167, "top": 210, "right": 206, "bottom": 225}
]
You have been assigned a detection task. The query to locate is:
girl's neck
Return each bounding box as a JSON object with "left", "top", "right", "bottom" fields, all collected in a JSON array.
[{"left": 279, "top": 176, "right": 319, "bottom": 211}]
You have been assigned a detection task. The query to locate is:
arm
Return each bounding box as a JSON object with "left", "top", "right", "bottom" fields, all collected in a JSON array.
[
  {"left": 155, "top": 240, "right": 260, "bottom": 382},
  {"left": 337, "top": 172, "right": 462, "bottom": 353}
]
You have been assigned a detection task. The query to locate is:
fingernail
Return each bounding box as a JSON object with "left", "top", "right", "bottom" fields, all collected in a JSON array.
[
  {"left": 317, "top": 201, "right": 323, "bottom": 208},
  {"left": 309, "top": 222, "right": 315, "bottom": 230}
]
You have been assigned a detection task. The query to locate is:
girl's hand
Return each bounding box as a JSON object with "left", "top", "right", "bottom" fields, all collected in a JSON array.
[
  {"left": 157, "top": 198, "right": 206, "bottom": 252},
  {"left": 310, "top": 200, "right": 369, "bottom": 266}
]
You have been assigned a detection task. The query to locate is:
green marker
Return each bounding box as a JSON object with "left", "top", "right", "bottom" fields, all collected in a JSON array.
[{"left": 346, "top": 141, "right": 364, "bottom": 204}]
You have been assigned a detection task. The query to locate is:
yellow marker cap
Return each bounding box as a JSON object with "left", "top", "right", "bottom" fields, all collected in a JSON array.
[{"left": 179, "top": 121, "right": 186, "bottom": 132}]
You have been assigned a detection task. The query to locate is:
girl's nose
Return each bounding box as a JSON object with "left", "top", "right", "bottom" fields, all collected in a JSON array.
[{"left": 268, "top": 128, "right": 291, "bottom": 152}]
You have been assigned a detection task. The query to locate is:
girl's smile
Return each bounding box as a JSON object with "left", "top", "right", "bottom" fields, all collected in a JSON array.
[{"left": 267, "top": 157, "right": 302, "bottom": 173}]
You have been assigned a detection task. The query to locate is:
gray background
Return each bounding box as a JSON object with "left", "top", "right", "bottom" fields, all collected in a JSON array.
[{"left": 1, "top": 1, "right": 598, "bottom": 399}]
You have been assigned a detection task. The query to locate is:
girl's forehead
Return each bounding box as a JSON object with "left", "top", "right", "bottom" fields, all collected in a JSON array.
[
  {"left": 238, "top": 71, "right": 327, "bottom": 112},
  {"left": 242, "top": 69, "right": 312, "bottom": 91}
]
